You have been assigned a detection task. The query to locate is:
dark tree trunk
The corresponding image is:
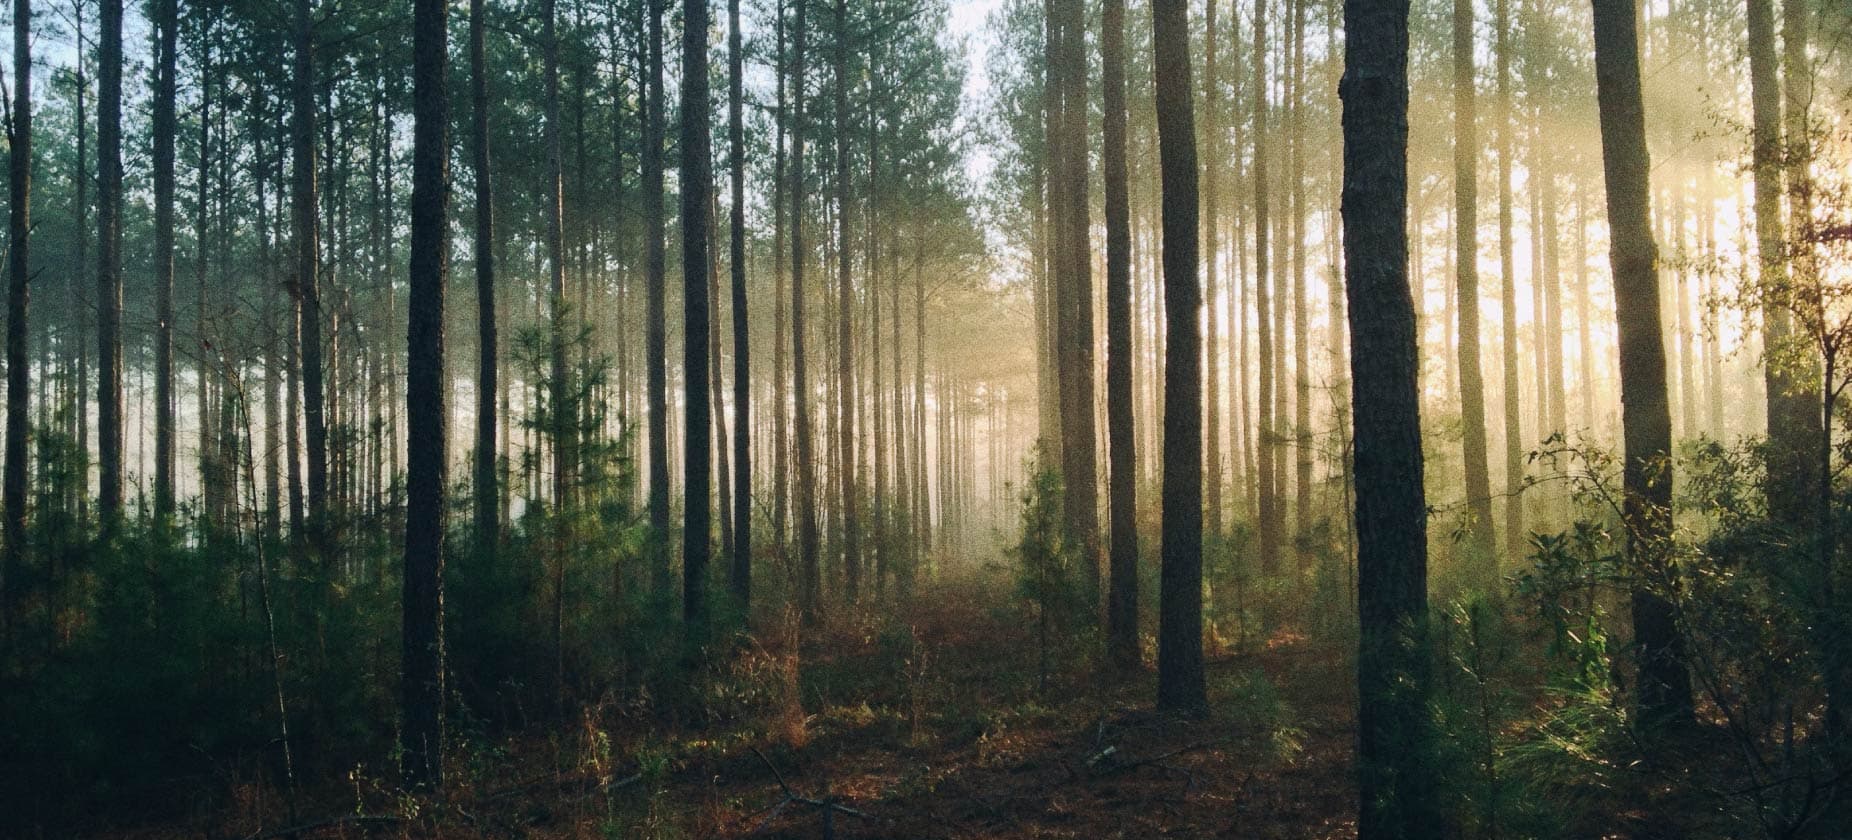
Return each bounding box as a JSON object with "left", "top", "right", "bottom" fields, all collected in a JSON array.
[
  {"left": 71, "top": 11, "right": 89, "bottom": 527},
  {"left": 1342, "top": 0, "right": 1440, "bottom": 833},
  {"left": 1453, "top": 0, "right": 1493, "bottom": 565},
  {"left": 1253, "top": 0, "right": 1279, "bottom": 573},
  {"left": 151, "top": 0, "right": 177, "bottom": 522},
  {"left": 543, "top": 0, "right": 570, "bottom": 512},
  {"left": 771, "top": 0, "right": 790, "bottom": 558},
  {"left": 833, "top": 0, "right": 860, "bottom": 603},
  {"left": 1152, "top": 0, "right": 1203, "bottom": 713},
  {"left": 471, "top": 0, "right": 499, "bottom": 553},
  {"left": 97, "top": 0, "right": 124, "bottom": 525},
  {"left": 1201, "top": 0, "right": 1221, "bottom": 537},
  {"left": 3, "top": 0, "right": 30, "bottom": 626},
  {"left": 682, "top": 0, "right": 715, "bottom": 655},
  {"left": 402, "top": 0, "right": 449, "bottom": 788},
  {"left": 793, "top": 0, "right": 821, "bottom": 622},
  {"left": 1102, "top": 0, "right": 1137, "bottom": 670},
  {"left": 727, "top": 0, "right": 751, "bottom": 613},
  {"left": 1049, "top": 0, "right": 1097, "bottom": 600},
  {"left": 293, "top": 0, "right": 328, "bottom": 555},
  {"left": 1590, "top": 0, "right": 1693, "bottom": 727},
  {"left": 645, "top": 0, "right": 672, "bottom": 601}
]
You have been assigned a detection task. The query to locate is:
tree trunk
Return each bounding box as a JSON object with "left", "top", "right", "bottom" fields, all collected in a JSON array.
[
  {"left": 832, "top": 0, "right": 860, "bottom": 603},
  {"left": 728, "top": 0, "right": 752, "bottom": 613},
  {"left": 543, "top": 0, "right": 571, "bottom": 511},
  {"left": 1590, "top": 0, "right": 1693, "bottom": 727},
  {"left": 1049, "top": 0, "right": 1098, "bottom": 599},
  {"left": 1495, "top": 0, "right": 1523, "bottom": 560},
  {"left": 293, "top": 0, "right": 328, "bottom": 555},
  {"left": 1253, "top": 0, "right": 1278, "bottom": 573},
  {"left": 771, "top": 0, "right": 790, "bottom": 557},
  {"left": 3, "top": 0, "right": 30, "bottom": 627},
  {"left": 1102, "top": 0, "right": 1137, "bottom": 670},
  {"left": 682, "top": 0, "right": 716, "bottom": 655},
  {"left": 1152, "top": 0, "right": 1202, "bottom": 713},
  {"left": 151, "top": 0, "right": 177, "bottom": 522},
  {"left": 1201, "top": 0, "right": 1221, "bottom": 537},
  {"left": 1453, "top": 0, "right": 1493, "bottom": 564},
  {"left": 97, "top": 0, "right": 124, "bottom": 525},
  {"left": 471, "top": 0, "right": 499, "bottom": 553},
  {"left": 1341, "top": 0, "right": 1439, "bottom": 832},
  {"left": 402, "top": 0, "right": 449, "bottom": 787},
  {"left": 1747, "top": 0, "right": 1815, "bottom": 534},
  {"left": 1290, "top": 0, "right": 1312, "bottom": 554},
  {"left": 792, "top": 0, "right": 821, "bottom": 622},
  {"left": 645, "top": 0, "right": 673, "bottom": 600}
]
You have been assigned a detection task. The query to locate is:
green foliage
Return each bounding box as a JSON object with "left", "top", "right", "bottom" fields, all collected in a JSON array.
[{"left": 1009, "top": 447, "right": 1094, "bottom": 691}]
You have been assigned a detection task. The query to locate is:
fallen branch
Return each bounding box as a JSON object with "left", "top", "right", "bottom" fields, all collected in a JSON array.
[
  {"left": 745, "top": 747, "right": 876, "bottom": 836},
  {"left": 1090, "top": 738, "right": 1231, "bottom": 778}
]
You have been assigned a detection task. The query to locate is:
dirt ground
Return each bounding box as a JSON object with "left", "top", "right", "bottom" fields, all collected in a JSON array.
[{"left": 92, "top": 572, "right": 1367, "bottom": 840}]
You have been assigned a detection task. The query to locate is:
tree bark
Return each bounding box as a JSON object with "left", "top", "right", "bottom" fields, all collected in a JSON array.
[
  {"left": 1342, "top": 0, "right": 1439, "bottom": 832},
  {"left": 1152, "top": 0, "right": 1203, "bottom": 713},
  {"left": 1253, "top": 0, "right": 1279, "bottom": 573},
  {"left": 1747, "top": 0, "right": 1815, "bottom": 534},
  {"left": 402, "top": 0, "right": 449, "bottom": 788},
  {"left": 3, "top": 0, "right": 31, "bottom": 627},
  {"left": 151, "top": 0, "right": 177, "bottom": 521},
  {"left": 293, "top": 0, "right": 328, "bottom": 555},
  {"left": 1102, "top": 0, "right": 1137, "bottom": 670},
  {"left": 728, "top": 0, "right": 752, "bottom": 613},
  {"left": 792, "top": 0, "right": 821, "bottom": 622},
  {"left": 97, "top": 0, "right": 124, "bottom": 525},
  {"left": 833, "top": 0, "right": 860, "bottom": 602},
  {"left": 1495, "top": 0, "right": 1523, "bottom": 560},
  {"left": 1452, "top": 0, "right": 1493, "bottom": 565},
  {"left": 1590, "top": 0, "right": 1693, "bottom": 727},
  {"left": 645, "top": 0, "right": 673, "bottom": 600},
  {"left": 682, "top": 0, "right": 716, "bottom": 654},
  {"left": 471, "top": 0, "right": 499, "bottom": 553}
]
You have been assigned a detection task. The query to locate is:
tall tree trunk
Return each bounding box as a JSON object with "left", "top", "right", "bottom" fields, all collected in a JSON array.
[
  {"left": 645, "top": 0, "right": 672, "bottom": 600},
  {"left": 832, "top": 0, "right": 861, "bottom": 602},
  {"left": 1201, "top": 0, "right": 1221, "bottom": 537},
  {"left": 1253, "top": 0, "right": 1279, "bottom": 573},
  {"left": 402, "top": 0, "right": 449, "bottom": 788},
  {"left": 151, "top": 0, "right": 177, "bottom": 522},
  {"left": 771, "top": 0, "right": 790, "bottom": 556},
  {"left": 728, "top": 0, "right": 752, "bottom": 613},
  {"left": 1495, "top": 0, "right": 1523, "bottom": 560},
  {"left": 1590, "top": 0, "right": 1693, "bottom": 727},
  {"left": 1453, "top": 0, "right": 1493, "bottom": 564},
  {"left": 682, "top": 0, "right": 715, "bottom": 654},
  {"left": 293, "top": 0, "right": 328, "bottom": 555},
  {"left": 1342, "top": 0, "right": 1439, "bottom": 832},
  {"left": 543, "top": 0, "right": 571, "bottom": 510},
  {"left": 1152, "top": 0, "right": 1202, "bottom": 713},
  {"left": 1748, "top": 0, "right": 1815, "bottom": 535},
  {"left": 1290, "top": 0, "right": 1312, "bottom": 553},
  {"left": 1049, "top": 0, "right": 1097, "bottom": 599},
  {"left": 1102, "top": 0, "right": 1137, "bottom": 670},
  {"left": 71, "top": 9, "right": 89, "bottom": 526},
  {"left": 792, "top": 0, "right": 820, "bottom": 622},
  {"left": 471, "top": 0, "right": 499, "bottom": 553},
  {"left": 97, "top": 0, "right": 124, "bottom": 525},
  {"left": 3, "top": 0, "right": 30, "bottom": 629}
]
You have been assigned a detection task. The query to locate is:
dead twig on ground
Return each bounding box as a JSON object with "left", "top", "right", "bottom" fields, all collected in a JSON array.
[{"left": 746, "top": 747, "right": 876, "bottom": 836}]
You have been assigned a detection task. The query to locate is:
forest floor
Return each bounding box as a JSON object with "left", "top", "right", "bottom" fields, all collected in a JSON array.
[{"left": 110, "top": 569, "right": 1363, "bottom": 840}]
